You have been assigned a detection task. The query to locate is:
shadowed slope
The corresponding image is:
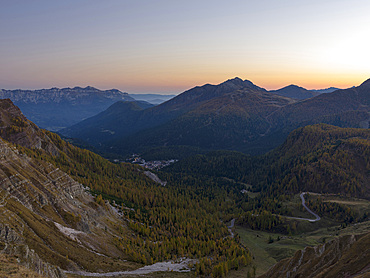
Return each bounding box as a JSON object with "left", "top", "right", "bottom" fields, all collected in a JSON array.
[{"left": 259, "top": 233, "right": 370, "bottom": 278}]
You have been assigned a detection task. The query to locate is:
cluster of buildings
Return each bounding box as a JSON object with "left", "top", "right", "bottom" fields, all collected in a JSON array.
[{"left": 126, "top": 155, "right": 177, "bottom": 170}]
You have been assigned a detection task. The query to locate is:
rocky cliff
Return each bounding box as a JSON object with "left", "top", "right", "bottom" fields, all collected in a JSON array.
[
  {"left": 0, "top": 99, "right": 145, "bottom": 277},
  {"left": 259, "top": 233, "right": 370, "bottom": 278}
]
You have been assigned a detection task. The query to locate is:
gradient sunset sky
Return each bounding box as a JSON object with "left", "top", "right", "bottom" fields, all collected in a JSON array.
[{"left": 1, "top": 0, "right": 369, "bottom": 94}]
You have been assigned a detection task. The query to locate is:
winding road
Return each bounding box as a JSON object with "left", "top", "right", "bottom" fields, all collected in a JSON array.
[
  {"left": 228, "top": 219, "right": 235, "bottom": 238},
  {"left": 285, "top": 192, "right": 321, "bottom": 222}
]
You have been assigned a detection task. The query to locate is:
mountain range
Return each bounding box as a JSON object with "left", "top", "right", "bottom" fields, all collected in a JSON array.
[
  {"left": 61, "top": 77, "right": 369, "bottom": 157},
  {"left": 0, "top": 86, "right": 136, "bottom": 131},
  {"left": 0, "top": 87, "right": 178, "bottom": 132}
]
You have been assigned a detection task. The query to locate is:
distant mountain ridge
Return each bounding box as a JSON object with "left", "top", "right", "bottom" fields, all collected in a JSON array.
[
  {"left": 311, "top": 87, "right": 341, "bottom": 94},
  {"left": 60, "top": 78, "right": 278, "bottom": 152},
  {"left": 129, "top": 93, "right": 176, "bottom": 105},
  {"left": 61, "top": 78, "right": 369, "bottom": 157},
  {"left": 110, "top": 88, "right": 296, "bottom": 155},
  {"left": 269, "top": 78, "right": 370, "bottom": 131},
  {"left": 0, "top": 86, "right": 135, "bottom": 131},
  {"left": 0, "top": 86, "right": 132, "bottom": 103},
  {"left": 269, "top": 84, "right": 318, "bottom": 99}
]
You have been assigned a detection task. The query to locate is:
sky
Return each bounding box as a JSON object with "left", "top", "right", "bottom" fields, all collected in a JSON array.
[{"left": 1, "top": 0, "right": 369, "bottom": 94}]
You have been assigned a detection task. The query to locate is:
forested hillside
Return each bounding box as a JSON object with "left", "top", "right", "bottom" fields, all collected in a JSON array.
[
  {"left": 166, "top": 124, "right": 369, "bottom": 199},
  {"left": 0, "top": 99, "right": 252, "bottom": 277},
  {"left": 110, "top": 88, "right": 295, "bottom": 155}
]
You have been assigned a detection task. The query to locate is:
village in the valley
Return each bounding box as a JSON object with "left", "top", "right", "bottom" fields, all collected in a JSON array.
[{"left": 120, "top": 154, "right": 178, "bottom": 170}]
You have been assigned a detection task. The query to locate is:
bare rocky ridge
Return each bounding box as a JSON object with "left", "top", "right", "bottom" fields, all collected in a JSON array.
[
  {"left": 0, "top": 98, "right": 201, "bottom": 278},
  {"left": 0, "top": 135, "right": 142, "bottom": 277},
  {"left": 259, "top": 233, "right": 370, "bottom": 278},
  {"left": 0, "top": 98, "right": 147, "bottom": 277}
]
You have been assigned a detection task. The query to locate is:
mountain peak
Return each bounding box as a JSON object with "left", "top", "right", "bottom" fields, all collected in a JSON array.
[
  {"left": 220, "top": 77, "right": 266, "bottom": 92},
  {"left": 269, "top": 84, "right": 313, "bottom": 100},
  {"left": 286, "top": 84, "right": 304, "bottom": 89},
  {"left": 223, "top": 77, "right": 243, "bottom": 84},
  {"left": 84, "top": 86, "right": 98, "bottom": 90}
]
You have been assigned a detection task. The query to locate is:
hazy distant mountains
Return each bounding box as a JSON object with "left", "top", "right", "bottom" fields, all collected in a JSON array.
[
  {"left": 60, "top": 78, "right": 369, "bottom": 157},
  {"left": 129, "top": 93, "right": 176, "bottom": 105},
  {"left": 0, "top": 86, "right": 176, "bottom": 131},
  {"left": 269, "top": 84, "right": 318, "bottom": 99},
  {"left": 269, "top": 85, "right": 342, "bottom": 100},
  {"left": 311, "top": 87, "right": 341, "bottom": 94},
  {"left": 0, "top": 81, "right": 339, "bottom": 133},
  {"left": 0, "top": 86, "right": 136, "bottom": 131}
]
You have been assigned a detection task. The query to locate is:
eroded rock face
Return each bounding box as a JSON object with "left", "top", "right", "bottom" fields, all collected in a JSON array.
[
  {"left": 0, "top": 99, "right": 144, "bottom": 277},
  {"left": 0, "top": 223, "right": 21, "bottom": 243},
  {"left": 0, "top": 138, "right": 88, "bottom": 213},
  {"left": 3, "top": 244, "right": 66, "bottom": 278},
  {"left": 259, "top": 233, "right": 370, "bottom": 278},
  {"left": 0, "top": 138, "right": 135, "bottom": 277}
]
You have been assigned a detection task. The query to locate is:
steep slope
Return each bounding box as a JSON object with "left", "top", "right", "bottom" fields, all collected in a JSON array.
[
  {"left": 261, "top": 124, "right": 370, "bottom": 198},
  {"left": 269, "top": 84, "right": 317, "bottom": 99},
  {"left": 0, "top": 99, "right": 152, "bottom": 276},
  {"left": 0, "top": 138, "right": 141, "bottom": 277},
  {"left": 0, "top": 99, "right": 59, "bottom": 154},
  {"left": 259, "top": 233, "right": 370, "bottom": 278},
  {"left": 111, "top": 88, "right": 295, "bottom": 155},
  {"left": 0, "top": 253, "right": 47, "bottom": 278},
  {"left": 0, "top": 86, "right": 134, "bottom": 131}
]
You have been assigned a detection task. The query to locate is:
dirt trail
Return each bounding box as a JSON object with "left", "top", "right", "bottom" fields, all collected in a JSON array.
[{"left": 64, "top": 258, "right": 194, "bottom": 277}]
